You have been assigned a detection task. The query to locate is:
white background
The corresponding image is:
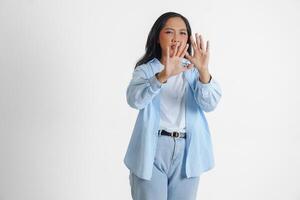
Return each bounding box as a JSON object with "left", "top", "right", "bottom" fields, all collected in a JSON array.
[{"left": 0, "top": 0, "right": 299, "bottom": 199}]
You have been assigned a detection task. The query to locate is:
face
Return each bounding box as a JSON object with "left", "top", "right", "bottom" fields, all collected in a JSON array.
[{"left": 158, "top": 17, "right": 188, "bottom": 57}]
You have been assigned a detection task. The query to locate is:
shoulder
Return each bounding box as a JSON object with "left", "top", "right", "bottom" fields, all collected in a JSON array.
[{"left": 134, "top": 58, "right": 161, "bottom": 76}]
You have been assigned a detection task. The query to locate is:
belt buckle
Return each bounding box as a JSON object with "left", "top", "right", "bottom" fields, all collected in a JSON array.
[{"left": 172, "top": 131, "right": 180, "bottom": 138}]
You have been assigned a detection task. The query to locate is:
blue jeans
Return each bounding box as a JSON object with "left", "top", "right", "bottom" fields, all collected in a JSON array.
[{"left": 129, "top": 134, "right": 200, "bottom": 200}]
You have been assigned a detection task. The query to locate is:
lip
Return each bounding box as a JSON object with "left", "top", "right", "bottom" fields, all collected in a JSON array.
[
  {"left": 171, "top": 45, "right": 176, "bottom": 49},
  {"left": 170, "top": 42, "right": 182, "bottom": 49}
]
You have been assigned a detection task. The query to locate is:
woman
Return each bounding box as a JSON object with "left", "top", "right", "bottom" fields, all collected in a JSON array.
[{"left": 124, "top": 12, "right": 222, "bottom": 200}]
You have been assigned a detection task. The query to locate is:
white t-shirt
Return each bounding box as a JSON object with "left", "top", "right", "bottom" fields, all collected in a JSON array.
[{"left": 159, "top": 72, "right": 186, "bottom": 133}]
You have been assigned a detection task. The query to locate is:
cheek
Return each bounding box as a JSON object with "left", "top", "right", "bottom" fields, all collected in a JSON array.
[
  {"left": 159, "top": 40, "right": 170, "bottom": 50},
  {"left": 160, "top": 34, "right": 172, "bottom": 44},
  {"left": 181, "top": 36, "right": 188, "bottom": 44}
]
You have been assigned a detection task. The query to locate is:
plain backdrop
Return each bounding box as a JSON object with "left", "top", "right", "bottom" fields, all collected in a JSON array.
[{"left": 0, "top": 0, "right": 299, "bottom": 199}]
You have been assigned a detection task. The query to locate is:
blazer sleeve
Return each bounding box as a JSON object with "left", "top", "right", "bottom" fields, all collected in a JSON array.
[
  {"left": 126, "top": 65, "right": 162, "bottom": 110},
  {"left": 192, "top": 69, "right": 222, "bottom": 112}
]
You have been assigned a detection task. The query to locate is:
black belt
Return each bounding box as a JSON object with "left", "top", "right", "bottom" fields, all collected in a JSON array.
[{"left": 158, "top": 130, "right": 186, "bottom": 139}]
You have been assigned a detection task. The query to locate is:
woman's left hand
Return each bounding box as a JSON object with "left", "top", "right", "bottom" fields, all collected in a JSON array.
[{"left": 185, "top": 33, "right": 210, "bottom": 73}]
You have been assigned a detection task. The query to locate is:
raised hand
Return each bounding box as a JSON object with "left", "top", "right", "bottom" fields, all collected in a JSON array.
[
  {"left": 185, "top": 33, "right": 210, "bottom": 73},
  {"left": 160, "top": 42, "right": 194, "bottom": 79}
]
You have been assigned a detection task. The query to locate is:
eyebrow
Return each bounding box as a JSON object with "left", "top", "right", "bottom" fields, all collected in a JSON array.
[{"left": 164, "top": 27, "right": 187, "bottom": 32}]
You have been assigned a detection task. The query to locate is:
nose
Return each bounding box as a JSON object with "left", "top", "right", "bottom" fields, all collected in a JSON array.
[
  {"left": 171, "top": 33, "right": 179, "bottom": 43},
  {"left": 171, "top": 38, "right": 178, "bottom": 43}
]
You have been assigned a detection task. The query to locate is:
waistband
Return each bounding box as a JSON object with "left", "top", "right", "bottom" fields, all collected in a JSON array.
[{"left": 158, "top": 129, "right": 186, "bottom": 139}]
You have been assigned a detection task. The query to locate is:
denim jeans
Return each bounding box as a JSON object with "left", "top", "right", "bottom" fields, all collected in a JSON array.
[{"left": 129, "top": 134, "right": 200, "bottom": 200}]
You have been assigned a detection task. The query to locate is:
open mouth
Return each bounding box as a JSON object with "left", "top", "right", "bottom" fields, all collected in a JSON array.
[{"left": 170, "top": 42, "right": 182, "bottom": 50}]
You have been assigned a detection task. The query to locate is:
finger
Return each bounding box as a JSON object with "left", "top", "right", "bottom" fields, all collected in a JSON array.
[
  {"left": 196, "top": 33, "right": 201, "bottom": 49},
  {"left": 199, "top": 34, "right": 204, "bottom": 50},
  {"left": 206, "top": 40, "right": 209, "bottom": 52},
  {"left": 184, "top": 51, "right": 193, "bottom": 60},
  {"left": 176, "top": 42, "right": 185, "bottom": 57},
  {"left": 173, "top": 42, "right": 180, "bottom": 57},
  {"left": 181, "top": 64, "right": 190, "bottom": 72},
  {"left": 181, "top": 67, "right": 188, "bottom": 72},
  {"left": 190, "top": 35, "right": 197, "bottom": 50},
  {"left": 179, "top": 43, "right": 189, "bottom": 58},
  {"left": 187, "top": 63, "right": 194, "bottom": 69}
]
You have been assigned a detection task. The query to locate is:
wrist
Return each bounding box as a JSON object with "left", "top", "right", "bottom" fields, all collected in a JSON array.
[
  {"left": 197, "top": 67, "right": 209, "bottom": 74},
  {"left": 198, "top": 70, "right": 211, "bottom": 84},
  {"left": 155, "top": 72, "right": 168, "bottom": 84}
]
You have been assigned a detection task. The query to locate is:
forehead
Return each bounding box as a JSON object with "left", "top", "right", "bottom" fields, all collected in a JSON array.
[{"left": 163, "top": 17, "right": 187, "bottom": 30}]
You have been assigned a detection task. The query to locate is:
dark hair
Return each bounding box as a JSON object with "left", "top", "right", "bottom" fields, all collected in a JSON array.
[{"left": 134, "top": 12, "right": 192, "bottom": 69}]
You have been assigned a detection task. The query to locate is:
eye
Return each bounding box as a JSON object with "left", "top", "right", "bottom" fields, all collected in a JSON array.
[
  {"left": 181, "top": 32, "right": 187, "bottom": 35},
  {"left": 166, "top": 31, "right": 173, "bottom": 34}
]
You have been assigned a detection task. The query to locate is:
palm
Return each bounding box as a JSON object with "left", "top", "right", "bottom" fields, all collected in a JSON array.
[
  {"left": 163, "top": 42, "right": 194, "bottom": 77},
  {"left": 185, "top": 33, "right": 210, "bottom": 72},
  {"left": 166, "top": 56, "right": 183, "bottom": 76}
]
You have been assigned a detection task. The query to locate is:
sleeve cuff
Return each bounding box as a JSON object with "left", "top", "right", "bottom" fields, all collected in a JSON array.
[
  {"left": 196, "top": 75, "right": 216, "bottom": 91},
  {"left": 198, "top": 74, "right": 212, "bottom": 84},
  {"left": 148, "top": 74, "right": 163, "bottom": 92}
]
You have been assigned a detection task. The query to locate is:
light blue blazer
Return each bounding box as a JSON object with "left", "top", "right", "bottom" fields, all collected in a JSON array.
[{"left": 124, "top": 57, "right": 222, "bottom": 180}]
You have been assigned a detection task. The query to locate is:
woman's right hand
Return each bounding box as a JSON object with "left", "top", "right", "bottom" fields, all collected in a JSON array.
[{"left": 158, "top": 42, "right": 194, "bottom": 82}]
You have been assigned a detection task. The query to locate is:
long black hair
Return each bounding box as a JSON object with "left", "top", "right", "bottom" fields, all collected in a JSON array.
[{"left": 134, "top": 12, "right": 192, "bottom": 69}]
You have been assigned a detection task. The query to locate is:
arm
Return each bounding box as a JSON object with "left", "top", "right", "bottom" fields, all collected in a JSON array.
[
  {"left": 184, "top": 33, "right": 222, "bottom": 111},
  {"left": 192, "top": 69, "right": 222, "bottom": 112},
  {"left": 126, "top": 65, "right": 163, "bottom": 110}
]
